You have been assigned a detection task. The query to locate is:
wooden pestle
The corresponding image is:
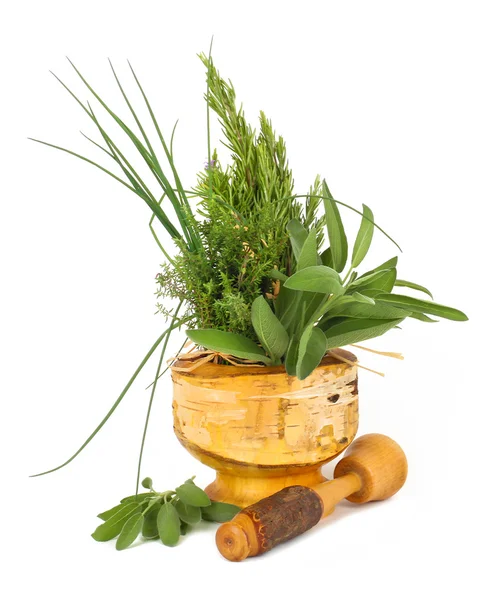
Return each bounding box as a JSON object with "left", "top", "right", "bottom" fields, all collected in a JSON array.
[{"left": 216, "top": 433, "right": 408, "bottom": 561}]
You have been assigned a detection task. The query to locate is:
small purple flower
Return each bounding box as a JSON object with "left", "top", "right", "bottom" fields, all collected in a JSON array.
[{"left": 204, "top": 158, "right": 216, "bottom": 170}]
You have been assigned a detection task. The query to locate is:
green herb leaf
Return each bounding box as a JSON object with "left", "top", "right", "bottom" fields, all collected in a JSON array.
[
  {"left": 297, "top": 229, "right": 318, "bottom": 271},
  {"left": 251, "top": 296, "right": 289, "bottom": 363},
  {"left": 97, "top": 504, "right": 126, "bottom": 521},
  {"left": 157, "top": 502, "right": 181, "bottom": 546},
  {"left": 175, "top": 483, "right": 211, "bottom": 507},
  {"left": 120, "top": 492, "right": 155, "bottom": 504},
  {"left": 284, "top": 337, "right": 299, "bottom": 376},
  {"left": 142, "top": 502, "right": 161, "bottom": 539},
  {"left": 175, "top": 500, "right": 202, "bottom": 525},
  {"left": 180, "top": 522, "right": 191, "bottom": 536},
  {"left": 284, "top": 266, "right": 343, "bottom": 295},
  {"left": 360, "top": 257, "right": 398, "bottom": 278},
  {"left": 91, "top": 502, "right": 141, "bottom": 542},
  {"left": 394, "top": 279, "right": 433, "bottom": 299},
  {"left": 351, "top": 268, "right": 397, "bottom": 294},
  {"left": 287, "top": 219, "right": 309, "bottom": 262},
  {"left": 351, "top": 204, "right": 374, "bottom": 269},
  {"left": 274, "top": 286, "right": 301, "bottom": 331},
  {"left": 141, "top": 477, "right": 153, "bottom": 490},
  {"left": 351, "top": 292, "right": 375, "bottom": 305},
  {"left": 296, "top": 326, "right": 328, "bottom": 380},
  {"left": 323, "top": 180, "right": 348, "bottom": 273},
  {"left": 328, "top": 299, "right": 411, "bottom": 320},
  {"left": 201, "top": 502, "right": 241, "bottom": 522},
  {"left": 408, "top": 312, "right": 439, "bottom": 323},
  {"left": 320, "top": 247, "right": 333, "bottom": 268},
  {"left": 185, "top": 329, "right": 271, "bottom": 364},
  {"left": 375, "top": 294, "right": 468, "bottom": 321},
  {"left": 324, "top": 318, "right": 404, "bottom": 348},
  {"left": 116, "top": 513, "right": 144, "bottom": 551}
]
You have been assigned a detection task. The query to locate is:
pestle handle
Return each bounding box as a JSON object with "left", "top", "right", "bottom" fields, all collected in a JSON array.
[
  {"left": 215, "top": 485, "right": 325, "bottom": 562},
  {"left": 216, "top": 434, "right": 407, "bottom": 561}
]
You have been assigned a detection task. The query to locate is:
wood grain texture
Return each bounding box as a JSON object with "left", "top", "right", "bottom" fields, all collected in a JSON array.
[
  {"left": 215, "top": 434, "right": 408, "bottom": 560},
  {"left": 333, "top": 433, "right": 408, "bottom": 503},
  {"left": 216, "top": 486, "right": 323, "bottom": 561},
  {"left": 243, "top": 485, "right": 323, "bottom": 553},
  {"left": 171, "top": 350, "right": 359, "bottom": 507}
]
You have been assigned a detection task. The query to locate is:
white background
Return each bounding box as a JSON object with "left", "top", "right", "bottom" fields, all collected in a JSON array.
[{"left": 1, "top": 1, "right": 495, "bottom": 598}]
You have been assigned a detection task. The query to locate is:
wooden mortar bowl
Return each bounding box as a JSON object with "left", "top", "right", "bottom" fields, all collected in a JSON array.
[{"left": 171, "top": 349, "right": 358, "bottom": 507}]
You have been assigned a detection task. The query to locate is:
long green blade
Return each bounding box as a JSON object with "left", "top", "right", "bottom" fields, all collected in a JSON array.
[
  {"left": 322, "top": 180, "right": 348, "bottom": 272},
  {"left": 351, "top": 204, "right": 374, "bottom": 268},
  {"left": 287, "top": 194, "right": 402, "bottom": 252},
  {"left": 135, "top": 303, "right": 183, "bottom": 494},
  {"left": 29, "top": 327, "right": 176, "bottom": 477}
]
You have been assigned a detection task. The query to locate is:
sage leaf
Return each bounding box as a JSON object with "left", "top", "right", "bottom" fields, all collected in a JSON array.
[
  {"left": 251, "top": 296, "right": 289, "bottom": 362},
  {"left": 284, "top": 266, "right": 343, "bottom": 295},
  {"left": 284, "top": 337, "right": 299, "bottom": 376},
  {"left": 274, "top": 285, "right": 301, "bottom": 331},
  {"left": 409, "top": 312, "right": 439, "bottom": 323},
  {"left": 92, "top": 502, "right": 141, "bottom": 542},
  {"left": 358, "top": 287, "right": 394, "bottom": 299},
  {"left": 201, "top": 502, "right": 241, "bottom": 522},
  {"left": 120, "top": 492, "right": 155, "bottom": 504},
  {"left": 351, "top": 204, "right": 374, "bottom": 268},
  {"left": 180, "top": 522, "right": 191, "bottom": 536},
  {"left": 287, "top": 219, "right": 308, "bottom": 262},
  {"left": 185, "top": 329, "right": 271, "bottom": 364},
  {"left": 142, "top": 503, "right": 160, "bottom": 539},
  {"left": 175, "top": 500, "right": 202, "bottom": 525},
  {"left": 394, "top": 279, "right": 433, "bottom": 299},
  {"left": 116, "top": 513, "right": 144, "bottom": 551},
  {"left": 175, "top": 483, "right": 211, "bottom": 507},
  {"left": 296, "top": 326, "right": 327, "bottom": 380},
  {"left": 141, "top": 477, "right": 153, "bottom": 490},
  {"left": 351, "top": 268, "right": 397, "bottom": 294},
  {"left": 320, "top": 247, "right": 332, "bottom": 268},
  {"left": 351, "top": 292, "right": 375, "bottom": 305},
  {"left": 375, "top": 294, "right": 468, "bottom": 321},
  {"left": 97, "top": 503, "right": 126, "bottom": 521},
  {"left": 330, "top": 299, "right": 411, "bottom": 320},
  {"left": 157, "top": 502, "right": 181, "bottom": 546},
  {"left": 324, "top": 318, "right": 404, "bottom": 349},
  {"left": 297, "top": 229, "right": 318, "bottom": 271},
  {"left": 323, "top": 180, "right": 348, "bottom": 272},
  {"left": 361, "top": 256, "right": 398, "bottom": 278},
  {"left": 302, "top": 291, "right": 329, "bottom": 326}
]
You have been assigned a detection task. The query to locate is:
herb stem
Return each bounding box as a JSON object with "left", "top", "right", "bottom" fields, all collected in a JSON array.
[
  {"left": 135, "top": 302, "right": 184, "bottom": 494},
  {"left": 30, "top": 328, "right": 174, "bottom": 478}
]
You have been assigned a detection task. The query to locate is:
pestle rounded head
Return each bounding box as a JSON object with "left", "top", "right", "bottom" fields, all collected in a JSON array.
[
  {"left": 216, "top": 522, "right": 251, "bottom": 562},
  {"left": 334, "top": 433, "right": 408, "bottom": 503}
]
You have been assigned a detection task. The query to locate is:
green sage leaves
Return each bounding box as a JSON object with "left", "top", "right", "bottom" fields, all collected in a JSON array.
[
  {"left": 157, "top": 502, "right": 181, "bottom": 547},
  {"left": 185, "top": 329, "right": 271, "bottom": 365},
  {"left": 91, "top": 476, "right": 240, "bottom": 551},
  {"left": 175, "top": 483, "right": 211, "bottom": 507},
  {"left": 323, "top": 180, "right": 348, "bottom": 273},
  {"left": 351, "top": 204, "right": 374, "bottom": 269},
  {"left": 251, "top": 296, "right": 289, "bottom": 364},
  {"left": 284, "top": 266, "right": 343, "bottom": 295}
]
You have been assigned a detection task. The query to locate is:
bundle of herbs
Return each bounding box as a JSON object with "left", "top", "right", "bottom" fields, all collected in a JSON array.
[{"left": 30, "top": 50, "right": 467, "bottom": 549}]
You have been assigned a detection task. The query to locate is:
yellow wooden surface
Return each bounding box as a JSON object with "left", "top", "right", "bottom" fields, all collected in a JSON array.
[{"left": 172, "top": 350, "right": 359, "bottom": 506}]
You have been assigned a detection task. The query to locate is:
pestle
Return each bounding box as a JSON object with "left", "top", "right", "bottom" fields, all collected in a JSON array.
[{"left": 216, "top": 433, "right": 408, "bottom": 561}]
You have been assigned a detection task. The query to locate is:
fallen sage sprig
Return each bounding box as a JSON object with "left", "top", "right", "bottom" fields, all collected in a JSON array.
[{"left": 91, "top": 476, "right": 240, "bottom": 551}]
